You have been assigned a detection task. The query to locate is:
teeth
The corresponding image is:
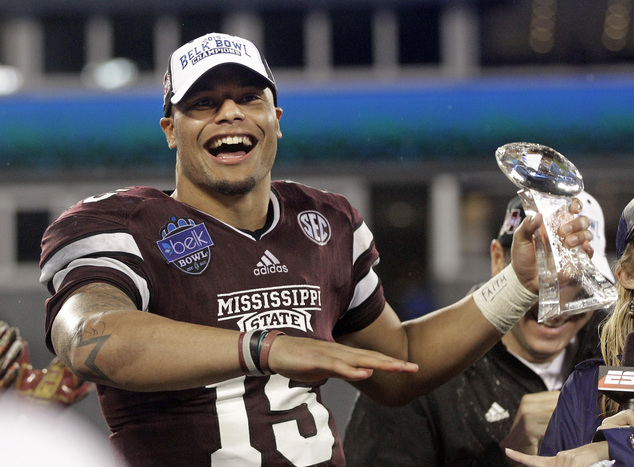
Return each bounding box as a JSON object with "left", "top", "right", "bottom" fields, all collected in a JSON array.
[
  {"left": 541, "top": 319, "right": 565, "bottom": 328},
  {"left": 211, "top": 136, "right": 253, "bottom": 149}
]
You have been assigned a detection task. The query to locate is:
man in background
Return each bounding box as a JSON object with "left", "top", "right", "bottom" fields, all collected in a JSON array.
[{"left": 344, "top": 192, "right": 613, "bottom": 466}]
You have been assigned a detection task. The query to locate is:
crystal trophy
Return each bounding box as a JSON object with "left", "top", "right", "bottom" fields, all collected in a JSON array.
[{"left": 496, "top": 142, "right": 617, "bottom": 323}]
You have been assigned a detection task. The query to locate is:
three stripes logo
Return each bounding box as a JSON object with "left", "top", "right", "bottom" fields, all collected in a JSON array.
[
  {"left": 254, "top": 250, "right": 288, "bottom": 276},
  {"left": 484, "top": 402, "right": 510, "bottom": 423}
]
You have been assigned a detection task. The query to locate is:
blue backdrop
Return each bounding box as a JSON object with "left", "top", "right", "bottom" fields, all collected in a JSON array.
[{"left": 1, "top": 73, "right": 633, "bottom": 175}]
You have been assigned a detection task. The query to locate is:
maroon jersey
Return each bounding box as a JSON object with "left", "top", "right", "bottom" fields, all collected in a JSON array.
[{"left": 40, "top": 181, "right": 385, "bottom": 466}]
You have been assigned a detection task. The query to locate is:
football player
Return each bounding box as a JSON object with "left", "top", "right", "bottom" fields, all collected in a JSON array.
[{"left": 40, "top": 32, "right": 593, "bottom": 466}]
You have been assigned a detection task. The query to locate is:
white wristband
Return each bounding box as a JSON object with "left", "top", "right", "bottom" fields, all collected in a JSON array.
[{"left": 472, "top": 265, "right": 538, "bottom": 334}]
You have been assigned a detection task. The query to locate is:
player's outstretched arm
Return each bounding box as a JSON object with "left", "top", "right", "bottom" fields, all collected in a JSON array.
[
  {"left": 338, "top": 199, "right": 593, "bottom": 405},
  {"left": 51, "top": 283, "right": 417, "bottom": 391},
  {"left": 52, "top": 282, "right": 247, "bottom": 390}
]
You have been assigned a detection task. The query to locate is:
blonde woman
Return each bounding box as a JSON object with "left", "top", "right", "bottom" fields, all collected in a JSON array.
[{"left": 507, "top": 198, "right": 634, "bottom": 466}]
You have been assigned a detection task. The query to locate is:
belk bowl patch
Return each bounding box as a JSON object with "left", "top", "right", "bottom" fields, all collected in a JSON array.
[{"left": 157, "top": 217, "right": 213, "bottom": 275}]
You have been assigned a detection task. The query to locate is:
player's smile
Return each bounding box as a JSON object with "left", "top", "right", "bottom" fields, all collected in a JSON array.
[{"left": 206, "top": 134, "right": 256, "bottom": 162}]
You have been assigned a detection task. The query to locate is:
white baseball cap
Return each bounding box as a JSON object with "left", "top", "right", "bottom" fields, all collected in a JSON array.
[
  {"left": 163, "top": 32, "right": 277, "bottom": 117},
  {"left": 577, "top": 191, "right": 614, "bottom": 283}
]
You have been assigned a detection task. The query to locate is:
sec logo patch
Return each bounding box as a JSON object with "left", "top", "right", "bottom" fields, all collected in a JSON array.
[{"left": 298, "top": 211, "right": 331, "bottom": 246}]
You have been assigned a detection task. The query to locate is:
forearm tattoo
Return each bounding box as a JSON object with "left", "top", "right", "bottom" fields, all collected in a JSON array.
[
  {"left": 57, "top": 283, "right": 134, "bottom": 386},
  {"left": 76, "top": 320, "right": 111, "bottom": 384}
]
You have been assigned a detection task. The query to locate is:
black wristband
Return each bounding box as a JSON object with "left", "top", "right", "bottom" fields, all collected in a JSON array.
[{"left": 249, "top": 330, "right": 268, "bottom": 374}]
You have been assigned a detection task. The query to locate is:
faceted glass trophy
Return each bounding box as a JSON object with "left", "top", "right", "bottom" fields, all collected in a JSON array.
[{"left": 496, "top": 142, "right": 617, "bottom": 323}]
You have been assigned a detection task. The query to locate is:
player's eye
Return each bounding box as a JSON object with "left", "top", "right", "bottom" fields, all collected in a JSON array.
[
  {"left": 240, "top": 93, "right": 260, "bottom": 104},
  {"left": 192, "top": 97, "right": 215, "bottom": 108}
]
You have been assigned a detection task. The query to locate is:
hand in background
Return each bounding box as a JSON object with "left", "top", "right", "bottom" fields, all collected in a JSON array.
[
  {"left": 500, "top": 390, "right": 561, "bottom": 464},
  {"left": 14, "top": 352, "right": 95, "bottom": 406},
  {"left": 505, "top": 442, "right": 609, "bottom": 467},
  {"left": 0, "top": 321, "right": 25, "bottom": 389},
  {"left": 597, "top": 409, "right": 634, "bottom": 431},
  {"left": 0, "top": 320, "right": 94, "bottom": 405}
]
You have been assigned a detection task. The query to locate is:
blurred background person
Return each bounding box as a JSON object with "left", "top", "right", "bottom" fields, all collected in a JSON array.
[{"left": 344, "top": 191, "right": 614, "bottom": 466}]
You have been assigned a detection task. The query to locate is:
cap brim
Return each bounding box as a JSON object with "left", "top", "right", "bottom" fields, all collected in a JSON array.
[
  {"left": 170, "top": 63, "right": 275, "bottom": 107},
  {"left": 592, "top": 254, "right": 615, "bottom": 284}
]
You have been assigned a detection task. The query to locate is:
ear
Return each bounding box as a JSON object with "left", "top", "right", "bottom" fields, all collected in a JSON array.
[
  {"left": 160, "top": 117, "right": 177, "bottom": 148},
  {"left": 616, "top": 264, "right": 634, "bottom": 290},
  {"left": 275, "top": 107, "right": 283, "bottom": 139},
  {"left": 490, "top": 239, "right": 506, "bottom": 276}
]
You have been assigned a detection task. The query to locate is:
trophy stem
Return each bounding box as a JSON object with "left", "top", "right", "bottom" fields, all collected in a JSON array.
[{"left": 518, "top": 189, "right": 617, "bottom": 322}]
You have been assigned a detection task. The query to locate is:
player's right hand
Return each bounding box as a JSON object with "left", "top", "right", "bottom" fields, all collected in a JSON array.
[
  {"left": 267, "top": 335, "right": 418, "bottom": 383},
  {"left": 0, "top": 321, "right": 26, "bottom": 389}
]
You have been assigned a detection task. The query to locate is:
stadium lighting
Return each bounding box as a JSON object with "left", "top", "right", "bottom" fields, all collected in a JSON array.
[
  {"left": 81, "top": 57, "right": 139, "bottom": 91},
  {"left": 0, "top": 65, "right": 24, "bottom": 95}
]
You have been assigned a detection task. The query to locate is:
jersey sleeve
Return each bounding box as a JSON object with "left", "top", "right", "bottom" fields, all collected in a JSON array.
[
  {"left": 332, "top": 212, "right": 385, "bottom": 337},
  {"left": 39, "top": 192, "right": 151, "bottom": 353},
  {"left": 277, "top": 180, "right": 387, "bottom": 337}
]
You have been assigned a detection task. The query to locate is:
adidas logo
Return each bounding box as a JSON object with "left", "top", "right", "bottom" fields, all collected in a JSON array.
[
  {"left": 254, "top": 250, "right": 288, "bottom": 276},
  {"left": 484, "top": 402, "right": 510, "bottom": 423}
]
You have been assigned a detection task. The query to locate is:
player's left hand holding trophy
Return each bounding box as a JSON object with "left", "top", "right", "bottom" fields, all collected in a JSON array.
[{"left": 496, "top": 142, "right": 617, "bottom": 323}]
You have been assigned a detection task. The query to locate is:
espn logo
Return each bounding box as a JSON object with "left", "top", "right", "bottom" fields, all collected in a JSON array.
[{"left": 597, "top": 366, "right": 634, "bottom": 391}]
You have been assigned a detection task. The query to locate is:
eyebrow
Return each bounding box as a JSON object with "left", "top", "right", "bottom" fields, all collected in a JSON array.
[{"left": 187, "top": 79, "right": 266, "bottom": 97}]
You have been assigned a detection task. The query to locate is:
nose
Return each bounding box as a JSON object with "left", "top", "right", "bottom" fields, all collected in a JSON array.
[{"left": 215, "top": 99, "right": 244, "bottom": 123}]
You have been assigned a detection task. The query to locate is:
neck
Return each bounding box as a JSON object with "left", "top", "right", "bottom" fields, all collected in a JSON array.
[{"left": 171, "top": 179, "right": 272, "bottom": 231}]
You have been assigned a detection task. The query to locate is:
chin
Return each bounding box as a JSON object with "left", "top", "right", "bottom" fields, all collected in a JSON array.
[
  {"left": 214, "top": 178, "right": 257, "bottom": 196},
  {"left": 520, "top": 320, "right": 572, "bottom": 346},
  {"left": 528, "top": 347, "right": 567, "bottom": 362}
]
